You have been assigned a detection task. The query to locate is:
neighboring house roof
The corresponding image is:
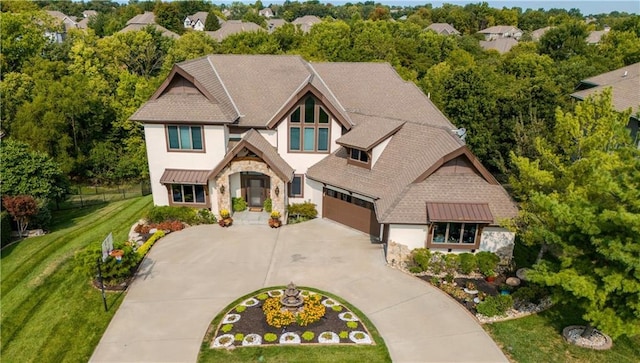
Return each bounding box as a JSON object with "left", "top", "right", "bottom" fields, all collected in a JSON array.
[
  {"left": 571, "top": 62, "right": 640, "bottom": 115},
  {"left": 531, "top": 26, "right": 552, "bottom": 41},
  {"left": 292, "top": 15, "right": 321, "bottom": 32},
  {"left": 426, "top": 23, "right": 460, "bottom": 35},
  {"left": 210, "top": 129, "right": 295, "bottom": 182},
  {"left": 480, "top": 38, "right": 519, "bottom": 53},
  {"left": 259, "top": 8, "right": 274, "bottom": 18},
  {"left": 478, "top": 25, "right": 521, "bottom": 35},
  {"left": 120, "top": 11, "right": 180, "bottom": 38},
  {"left": 126, "top": 11, "right": 155, "bottom": 25},
  {"left": 45, "top": 10, "right": 79, "bottom": 32},
  {"left": 188, "top": 11, "right": 209, "bottom": 24},
  {"left": 587, "top": 29, "right": 609, "bottom": 44},
  {"left": 77, "top": 10, "right": 97, "bottom": 30},
  {"left": 205, "top": 20, "right": 264, "bottom": 41},
  {"left": 267, "top": 18, "right": 287, "bottom": 32}
]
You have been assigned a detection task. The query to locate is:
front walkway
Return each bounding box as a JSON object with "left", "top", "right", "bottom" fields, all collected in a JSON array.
[
  {"left": 232, "top": 210, "right": 270, "bottom": 225},
  {"left": 91, "top": 219, "right": 507, "bottom": 362}
]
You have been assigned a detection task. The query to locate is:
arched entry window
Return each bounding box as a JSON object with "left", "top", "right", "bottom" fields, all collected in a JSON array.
[{"left": 289, "top": 96, "right": 330, "bottom": 153}]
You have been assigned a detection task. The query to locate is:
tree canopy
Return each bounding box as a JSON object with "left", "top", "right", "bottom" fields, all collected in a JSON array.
[{"left": 510, "top": 90, "right": 640, "bottom": 339}]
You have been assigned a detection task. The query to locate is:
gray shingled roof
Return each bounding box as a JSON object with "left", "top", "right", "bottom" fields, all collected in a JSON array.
[
  {"left": 131, "top": 94, "right": 232, "bottom": 123},
  {"left": 119, "top": 23, "right": 180, "bottom": 39},
  {"left": 307, "top": 121, "right": 466, "bottom": 220},
  {"left": 380, "top": 173, "right": 518, "bottom": 224},
  {"left": 571, "top": 63, "right": 640, "bottom": 114},
  {"left": 336, "top": 114, "right": 404, "bottom": 150},
  {"left": 205, "top": 20, "right": 264, "bottom": 41},
  {"left": 292, "top": 15, "right": 321, "bottom": 32},
  {"left": 426, "top": 23, "right": 460, "bottom": 35},
  {"left": 126, "top": 12, "right": 155, "bottom": 25},
  {"left": 310, "top": 62, "right": 455, "bottom": 128},
  {"left": 480, "top": 38, "right": 519, "bottom": 53},
  {"left": 478, "top": 25, "right": 522, "bottom": 35},
  {"left": 210, "top": 129, "right": 294, "bottom": 182}
]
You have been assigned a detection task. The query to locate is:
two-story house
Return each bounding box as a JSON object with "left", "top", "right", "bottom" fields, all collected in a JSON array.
[{"left": 132, "top": 55, "right": 518, "bottom": 258}]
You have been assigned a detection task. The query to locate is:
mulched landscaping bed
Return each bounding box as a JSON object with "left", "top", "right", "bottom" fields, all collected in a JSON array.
[
  {"left": 418, "top": 275, "right": 505, "bottom": 314},
  {"left": 211, "top": 291, "right": 374, "bottom": 347}
]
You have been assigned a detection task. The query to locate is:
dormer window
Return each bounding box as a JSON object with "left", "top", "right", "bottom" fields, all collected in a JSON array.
[
  {"left": 350, "top": 149, "right": 369, "bottom": 163},
  {"left": 348, "top": 147, "right": 371, "bottom": 169},
  {"left": 288, "top": 96, "right": 330, "bottom": 153}
]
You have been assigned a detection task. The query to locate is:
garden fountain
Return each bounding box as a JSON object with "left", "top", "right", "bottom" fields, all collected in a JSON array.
[{"left": 280, "top": 282, "right": 304, "bottom": 311}]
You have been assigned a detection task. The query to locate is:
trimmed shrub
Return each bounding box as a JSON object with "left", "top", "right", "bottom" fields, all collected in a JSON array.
[
  {"left": 263, "top": 198, "right": 272, "bottom": 213},
  {"left": 221, "top": 324, "right": 234, "bottom": 333},
  {"left": 74, "top": 243, "right": 139, "bottom": 285},
  {"left": 339, "top": 331, "right": 348, "bottom": 339},
  {"left": 429, "top": 252, "right": 445, "bottom": 275},
  {"left": 444, "top": 253, "right": 460, "bottom": 273},
  {"left": 235, "top": 305, "right": 246, "bottom": 313},
  {"left": 257, "top": 293, "right": 269, "bottom": 300},
  {"left": 477, "top": 295, "right": 513, "bottom": 317},
  {"left": 458, "top": 253, "right": 477, "bottom": 274},
  {"left": 512, "top": 284, "right": 549, "bottom": 304},
  {"left": 264, "top": 333, "right": 278, "bottom": 342},
  {"left": 346, "top": 321, "right": 358, "bottom": 329},
  {"left": 287, "top": 201, "right": 318, "bottom": 222},
  {"left": 196, "top": 208, "right": 216, "bottom": 224},
  {"left": 302, "top": 331, "right": 315, "bottom": 341},
  {"left": 331, "top": 305, "right": 343, "bottom": 312},
  {"left": 136, "top": 230, "right": 166, "bottom": 258},
  {"left": 412, "top": 248, "right": 431, "bottom": 272},
  {"left": 145, "top": 206, "right": 198, "bottom": 224},
  {"left": 476, "top": 251, "right": 500, "bottom": 277},
  {"left": 232, "top": 197, "right": 247, "bottom": 212},
  {"left": 234, "top": 333, "right": 244, "bottom": 341}
]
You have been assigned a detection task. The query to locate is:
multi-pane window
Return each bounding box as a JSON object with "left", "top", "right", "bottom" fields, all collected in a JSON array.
[
  {"left": 432, "top": 222, "right": 479, "bottom": 244},
  {"left": 350, "top": 148, "right": 369, "bottom": 163},
  {"left": 171, "top": 184, "right": 206, "bottom": 204},
  {"left": 289, "top": 96, "right": 330, "bottom": 152},
  {"left": 167, "top": 125, "right": 203, "bottom": 150},
  {"left": 288, "top": 175, "right": 304, "bottom": 197}
]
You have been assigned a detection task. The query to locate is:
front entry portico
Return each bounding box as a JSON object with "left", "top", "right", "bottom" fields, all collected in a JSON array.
[{"left": 242, "top": 173, "right": 270, "bottom": 208}]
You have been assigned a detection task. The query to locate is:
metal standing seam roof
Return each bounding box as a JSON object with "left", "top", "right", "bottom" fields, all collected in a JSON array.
[
  {"left": 160, "top": 169, "right": 210, "bottom": 185},
  {"left": 427, "top": 202, "right": 493, "bottom": 223}
]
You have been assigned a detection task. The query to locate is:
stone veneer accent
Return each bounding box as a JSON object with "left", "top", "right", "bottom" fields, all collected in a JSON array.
[{"left": 214, "top": 158, "right": 286, "bottom": 220}]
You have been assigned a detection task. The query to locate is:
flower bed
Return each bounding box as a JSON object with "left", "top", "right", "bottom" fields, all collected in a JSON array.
[{"left": 209, "top": 288, "right": 375, "bottom": 348}]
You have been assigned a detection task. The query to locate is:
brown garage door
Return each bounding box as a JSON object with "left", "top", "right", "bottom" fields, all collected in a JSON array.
[{"left": 323, "top": 188, "right": 380, "bottom": 237}]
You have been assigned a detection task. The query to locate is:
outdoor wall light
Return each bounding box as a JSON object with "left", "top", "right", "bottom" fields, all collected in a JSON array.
[
  {"left": 274, "top": 185, "right": 280, "bottom": 197},
  {"left": 219, "top": 184, "right": 225, "bottom": 194}
]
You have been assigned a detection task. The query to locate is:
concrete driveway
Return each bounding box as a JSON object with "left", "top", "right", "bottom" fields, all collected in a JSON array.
[{"left": 91, "top": 219, "right": 507, "bottom": 362}]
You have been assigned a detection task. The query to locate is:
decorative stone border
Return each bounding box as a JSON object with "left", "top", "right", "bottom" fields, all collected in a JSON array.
[
  {"left": 279, "top": 332, "right": 301, "bottom": 344},
  {"left": 242, "top": 334, "right": 262, "bottom": 346},
  {"left": 212, "top": 334, "right": 235, "bottom": 348},
  {"left": 349, "top": 331, "right": 372, "bottom": 344},
  {"left": 321, "top": 298, "right": 339, "bottom": 308},
  {"left": 338, "top": 312, "right": 359, "bottom": 322},
  {"left": 318, "top": 331, "right": 340, "bottom": 344},
  {"left": 222, "top": 314, "right": 241, "bottom": 324},
  {"left": 267, "top": 290, "right": 283, "bottom": 297},
  {"left": 562, "top": 325, "right": 613, "bottom": 350},
  {"left": 241, "top": 298, "right": 259, "bottom": 307}
]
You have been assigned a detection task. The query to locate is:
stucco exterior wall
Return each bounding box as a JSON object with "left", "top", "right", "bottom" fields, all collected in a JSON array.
[
  {"left": 258, "top": 129, "right": 278, "bottom": 148},
  {"left": 388, "top": 224, "right": 428, "bottom": 250},
  {"left": 371, "top": 136, "right": 391, "bottom": 167},
  {"left": 145, "top": 124, "right": 226, "bottom": 206},
  {"left": 214, "top": 159, "right": 285, "bottom": 216},
  {"left": 389, "top": 224, "right": 515, "bottom": 260},
  {"left": 306, "top": 179, "right": 324, "bottom": 217},
  {"left": 479, "top": 227, "right": 515, "bottom": 262}
]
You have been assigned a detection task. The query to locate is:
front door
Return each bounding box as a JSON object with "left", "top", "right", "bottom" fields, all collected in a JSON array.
[{"left": 248, "top": 178, "right": 264, "bottom": 208}]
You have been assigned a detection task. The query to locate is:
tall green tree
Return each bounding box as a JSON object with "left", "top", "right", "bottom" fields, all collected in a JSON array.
[
  {"left": 510, "top": 90, "right": 640, "bottom": 339},
  {"left": 0, "top": 139, "right": 69, "bottom": 203}
]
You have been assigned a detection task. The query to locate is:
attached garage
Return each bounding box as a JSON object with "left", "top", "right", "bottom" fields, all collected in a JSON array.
[{"left": 322, "top": 188, "right": 381, "bottom": 237}]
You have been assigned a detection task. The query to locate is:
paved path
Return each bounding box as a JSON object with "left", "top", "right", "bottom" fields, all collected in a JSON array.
[{"left": 91, "top": 219, "right": 507, "bottom": 362}]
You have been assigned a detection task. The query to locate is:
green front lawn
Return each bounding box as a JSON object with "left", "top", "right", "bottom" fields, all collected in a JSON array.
[
  {"left": 485, "top": 303, "right": 640, "bottom": 363},
  {"left": 0, "top": 196, "right": 152, "bottom": 362}
]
